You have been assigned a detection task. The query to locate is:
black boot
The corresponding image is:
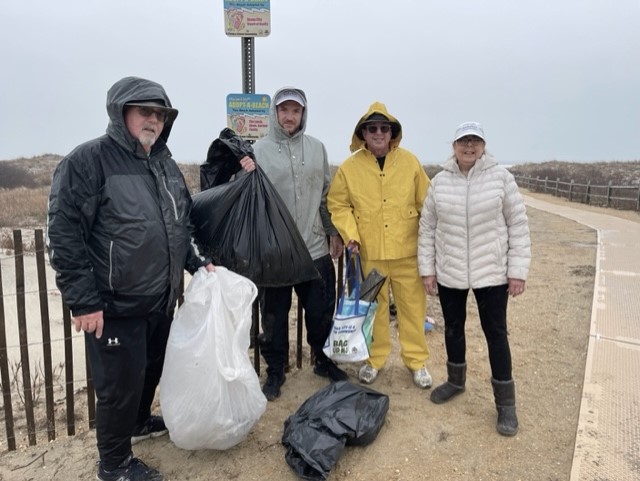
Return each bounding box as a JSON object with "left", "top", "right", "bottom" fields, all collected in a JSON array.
[
  {"left": 491, "top": 378, "right": 518, "bottom": 436},
  {"left": 313, "top": 351, "right": 348, "bottom": 382},
  {"left": 262, "top": 371, "right": 286, "bottom": 401},
  {"left": 430, "top": 362, "right": 466, "bottom": 404}
]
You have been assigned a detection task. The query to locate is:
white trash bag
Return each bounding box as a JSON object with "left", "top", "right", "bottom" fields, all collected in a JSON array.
[{"left": 160, "top": 267, "right": 266, "bottom": 450}]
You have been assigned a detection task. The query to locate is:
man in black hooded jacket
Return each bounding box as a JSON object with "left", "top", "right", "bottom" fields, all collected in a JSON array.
[{"left": 47, "top": 76, "right": 214, "bottom": 481}]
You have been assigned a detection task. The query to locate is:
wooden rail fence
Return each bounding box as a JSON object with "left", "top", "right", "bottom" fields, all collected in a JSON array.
[
  {"left": 0, "top": 229, "right": 344, "bottom": 452},
  {"left": 514, "top": 175, "right": 640, "bottom": 211}
]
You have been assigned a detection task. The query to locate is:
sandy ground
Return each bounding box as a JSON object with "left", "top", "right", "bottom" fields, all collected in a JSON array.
[{"left": 3, "top": 193, "right": 637, "bottom": 481}]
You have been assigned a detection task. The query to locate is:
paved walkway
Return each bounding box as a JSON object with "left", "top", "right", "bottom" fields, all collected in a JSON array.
[{"left": 523, "top": 195, "right": 640, "bottom": 481}]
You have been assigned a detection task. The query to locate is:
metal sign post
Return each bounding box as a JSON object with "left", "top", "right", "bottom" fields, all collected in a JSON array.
[
  {"left": 242, "top": 37, "right": 254, "bottom": 94},
  {"left": 223, "top": 0, "right": 270, "bottom": 94}
]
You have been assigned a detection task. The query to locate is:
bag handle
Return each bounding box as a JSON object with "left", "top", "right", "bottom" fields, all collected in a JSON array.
[{"left": 338, "top": 249, "right": 361, "bottom": 313}]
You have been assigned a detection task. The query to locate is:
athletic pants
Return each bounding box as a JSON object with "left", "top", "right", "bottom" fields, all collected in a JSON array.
[{"left": 85, "top": 310, "right": 172, "bottom": 470}]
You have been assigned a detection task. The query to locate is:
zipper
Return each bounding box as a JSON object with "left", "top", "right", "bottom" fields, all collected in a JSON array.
[
  {"left": 465, "top": 177, "right": 471, "bottom": 285},
  {"left": 108, "top": 240, "right": 114, "bottom": 292},
  {"left": 162, "top": 176, "right": 179, "bottom": 220}
]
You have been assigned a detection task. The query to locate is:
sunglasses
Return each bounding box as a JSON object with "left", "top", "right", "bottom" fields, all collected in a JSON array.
[
  {"left": 456, "top": 135, "right": 483, "bottom": 146},
  {"left": 365, "top": 124, "right": 392, "bottom": 134},
  {"left": 136, "top": 106, "right": 168, "bottom": 122}
]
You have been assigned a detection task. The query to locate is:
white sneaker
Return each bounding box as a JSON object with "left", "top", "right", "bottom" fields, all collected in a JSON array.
[
  {"left": 358, "top": 365, "right": 379, "bottom": 384},
  {"left": 413, "top": 367, "right": 433, "bottom": 389}
]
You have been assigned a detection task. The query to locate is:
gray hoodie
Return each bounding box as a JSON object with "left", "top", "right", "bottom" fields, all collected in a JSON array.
[{"left": 253, "top": 87, "right": 338, "bottom": 261}]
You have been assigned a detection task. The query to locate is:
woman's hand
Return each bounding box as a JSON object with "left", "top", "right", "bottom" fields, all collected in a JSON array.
[
  {"left": 422, "top": 275, "right": 438, "bottom": 296},
  {"left": 508, "top": 278, "right": 526, "bottom": 297}
]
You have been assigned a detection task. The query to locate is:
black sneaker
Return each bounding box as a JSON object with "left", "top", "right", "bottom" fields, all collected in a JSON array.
[
  {"left": 262, "top": 373, "right": 286, "bottom": 401},
  {"left": 97, "top": 453, "right": 164, "bottom": 481},
  {"left": 131, "top": 415, "right": 168, "bottom": 445},
  {"left": 314, "top": 361, "right": 349, "bottom": 382}
]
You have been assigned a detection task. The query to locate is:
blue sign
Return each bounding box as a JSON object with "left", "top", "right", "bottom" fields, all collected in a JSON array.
[{"left": 226, "top": 93, "right": 271, "bottom": 140}]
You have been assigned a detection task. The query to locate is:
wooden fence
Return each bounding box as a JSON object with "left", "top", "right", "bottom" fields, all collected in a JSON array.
[
  {"left": 0, "top": 229, "right": 344, "bottom": 452},
  {"left": 514, "top": 175, "right": 640, "bottom": 211},
  {"left": 0, "top": 229, "right": 95, "bottom": 451}
]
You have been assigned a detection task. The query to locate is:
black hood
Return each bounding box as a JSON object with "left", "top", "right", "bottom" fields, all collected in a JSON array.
[{"left": 105, "top": 76, "right": 178, "bottom": 153}]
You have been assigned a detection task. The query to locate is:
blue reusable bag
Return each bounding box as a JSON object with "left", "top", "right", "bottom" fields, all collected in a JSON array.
[{"left": 323, "top": 254, "right": 377, "bottom": 363}]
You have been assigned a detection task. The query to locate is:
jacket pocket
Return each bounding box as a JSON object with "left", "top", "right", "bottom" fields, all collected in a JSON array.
[
  {"left": 312, "top": 214, "right": 325, "bottom": 238},
  {"left": 401, "top": 207, "right": 419, "bottom": 219},
  {"left": 353, "top": 209, "right": 371, "bottom": 224}
]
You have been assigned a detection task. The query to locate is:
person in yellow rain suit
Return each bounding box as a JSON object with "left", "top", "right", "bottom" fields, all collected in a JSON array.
[{"left": 328, "top": 102, "right": 432, "bottom": 389}]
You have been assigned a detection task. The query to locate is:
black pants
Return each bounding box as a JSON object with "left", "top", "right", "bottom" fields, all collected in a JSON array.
[
  {"left": 85, "top": 310, "right": 172, "bottom": 470},
  {"left": 437, "top": 284, "right": 512, "bottom": 381},
  {"left": 259, "top": 254, "right": 336, "bottom": 376}
]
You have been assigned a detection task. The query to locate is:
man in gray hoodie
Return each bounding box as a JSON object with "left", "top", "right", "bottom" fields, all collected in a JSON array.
[{"left": 253, "top": 87, "right": 347, "bottom": 400}]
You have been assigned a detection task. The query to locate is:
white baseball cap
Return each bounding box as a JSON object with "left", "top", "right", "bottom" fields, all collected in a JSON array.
[
  {"left": 274, "top": 89, "right": 305, "bottom": 107},
  {"left": 454, "top": 122, "right": 485, "bottom": 141}
]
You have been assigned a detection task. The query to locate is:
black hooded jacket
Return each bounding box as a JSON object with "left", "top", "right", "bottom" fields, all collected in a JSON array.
[{"left": 47, "top": 76, "right": 204, "bottom": 318}]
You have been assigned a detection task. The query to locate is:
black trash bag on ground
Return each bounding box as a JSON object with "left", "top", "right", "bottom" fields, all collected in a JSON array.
[
  {"left": 191, "top": 165, "right": 320, "bottom": 287},
  {"left": 200, "top": 127, "right": 255, "bottom": 190},
  {"left": 282, "top": 381, "right": 389, "bottom": 480}
]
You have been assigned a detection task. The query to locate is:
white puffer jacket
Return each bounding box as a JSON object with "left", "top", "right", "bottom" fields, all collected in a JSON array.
[{"left": 417, "top": 153, "right": 531, "bottom": 289}]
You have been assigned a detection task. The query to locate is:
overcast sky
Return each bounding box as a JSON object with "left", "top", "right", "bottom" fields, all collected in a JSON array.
[{"left": 1, "top": 0, "right": 639, "bottom": 166}]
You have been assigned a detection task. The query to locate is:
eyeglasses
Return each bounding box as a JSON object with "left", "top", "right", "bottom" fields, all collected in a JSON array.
[
  {"left": 365, "top": 124, "right": 392, "bottom": 134},
  {"left": 136, "top": 106, "right": 168, "bottom": 122},
  {"left": 456, "top": 136, "right": 484, "bottom": 146}
]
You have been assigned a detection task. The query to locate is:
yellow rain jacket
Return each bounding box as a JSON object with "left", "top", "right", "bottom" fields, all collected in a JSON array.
[{"left": 328, "top": 102, "right": 430, "bottom": 261}]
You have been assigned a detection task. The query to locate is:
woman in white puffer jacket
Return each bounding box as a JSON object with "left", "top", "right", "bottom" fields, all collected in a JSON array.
[{"left": 417, "top": 122, "right": 531, "bottom": 437}]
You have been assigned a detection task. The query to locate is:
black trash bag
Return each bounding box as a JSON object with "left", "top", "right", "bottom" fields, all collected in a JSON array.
[
  {"left": 343, "top": 252, "right": 386, "bottom": 303},
  {"left": 359, "top": 268, "right": 386, "bottom": 303},
  {"left": 282, "top": 381, "right": 389, "bottom": 480},
  {"left": 200, "top": 127, "right": 255, "bottom": 190},
  {"left": 190, "top": 165, "right": 320, "bottom": 287}
]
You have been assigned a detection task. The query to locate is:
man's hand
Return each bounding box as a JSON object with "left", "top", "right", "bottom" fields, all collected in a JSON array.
[
  {"left": 204, "top": 262, "right": 216, "bottom": 272},
  {"left": 239, "top": 155, "right": 256, "bottom": 172},
  {"left": 422, "top": 275, "right": 438, "bottom": 296},
  {"left": 329, "top": 235, "right": 344, "bottom": 259},
  {"left": 347, "top": 240, "right": 360, "bottom": 255},
  {"left": 73, "top": 310, "right": 104, "bottom": 339}
]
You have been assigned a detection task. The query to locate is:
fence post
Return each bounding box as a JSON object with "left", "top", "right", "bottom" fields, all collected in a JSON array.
[
  {"left": 35, "top": 229, "right": 56, "bottom": 442},
  {"left": 585, "top": 181, "right": 591, "bottom": 205},
  {"left": 0, "top": 248, "right": 17, "bottom": 451},
  {"left": 14, "top": 230, "right": 37, "bottom": 446},
  {"left": 544, "top": 176, "right": 548, "bottom": 193},
  {"left": 252, "top": 300, "right": 260, "bottom": 374},
  {"left": 62, "top": 303, "right": 76, "bottom": 436},
  {"left": 636, "top": 185, "right": 640, "bottom": 211},
  {"left": 555, "top": 178, "right": 560, "bottom": 197},
  {"left": 86, "top": 350, "right": 95, "bottom": 429},
  {"left": 296, "top": 302, "right": 303, "bottom": 369},
  {"left": 607, "top": 180, "right": 612, "bottom": 208},
  {"left": 569, "top": 180, "right": 574, "bottom": 202}
]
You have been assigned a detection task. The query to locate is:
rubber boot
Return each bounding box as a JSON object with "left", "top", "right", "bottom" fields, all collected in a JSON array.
[
  {"left": 430, "top": 362, "right": 466, "bottom": 404},
  {"left": 491, "top": 378, "right": 519, "bottom": 436}
]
